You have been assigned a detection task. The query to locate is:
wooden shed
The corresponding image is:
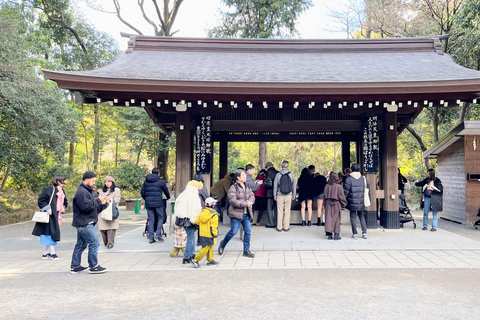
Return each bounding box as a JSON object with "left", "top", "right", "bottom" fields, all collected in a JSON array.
[{"left": 424, "top": 121, "right": 480, "bottom": 224}]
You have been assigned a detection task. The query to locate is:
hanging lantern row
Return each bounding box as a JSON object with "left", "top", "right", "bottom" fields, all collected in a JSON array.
[{"left": 96, "top": 98, "right": 478, "bottom": 109}]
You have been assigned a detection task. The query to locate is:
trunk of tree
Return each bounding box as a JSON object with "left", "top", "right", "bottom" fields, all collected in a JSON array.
[
  {"left": 93, "top": 104, "right": 100, "bottom": 171},
  {"left": 258, "top": 142, "right": 267, "bottom": 172},
  {"left": 136, "top": 138, "right": 145, "bottom": 165},
  {"left": 458, "top": 102, "right": 470, "bottom": 125},
  {"left": 68, "top": 142, "right": 74, "bottom": 166},
  {"left": 81, "top": 104, "right": 89, "bottom": 170},
  {"left": 0, "top": 166, "right": 10, "bottom": 190},
  {"left": 406, "top": 125, "right": 430, "bottom": 171},
  {"left": 156, "top": 132, "right": 169, "bottom": 181},
  {"left": 115, "top": 133, "right": 119, "bottom": 168},
  {"left": 432, "top": 107, "right": 439, "bottom": 143}
]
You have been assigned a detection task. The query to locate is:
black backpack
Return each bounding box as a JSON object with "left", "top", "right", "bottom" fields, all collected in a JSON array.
[
  {"left": 264, "top": 176, "right": 273, "bottom": 189},
  {"left": 279, "top": 172, "right": 292, "bottom": 194}
]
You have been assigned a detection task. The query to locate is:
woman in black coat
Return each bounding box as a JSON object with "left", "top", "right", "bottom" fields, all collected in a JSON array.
[
  {"left": 32, "top": 175, "right": 68, "bottom": 260},
  {"left": 298, "top": 168, "right": 313, "bottom": 226},
  {"left": 415, "top": 169, "right": 443, "bottom": 232}
]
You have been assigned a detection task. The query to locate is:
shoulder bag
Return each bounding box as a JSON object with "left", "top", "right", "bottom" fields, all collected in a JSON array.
[
  {"left": 363, "top": 176, "right": 371, "bottom": 207},
  {"left": 32, "top": 186, "right": 55, "bottom": 223}
]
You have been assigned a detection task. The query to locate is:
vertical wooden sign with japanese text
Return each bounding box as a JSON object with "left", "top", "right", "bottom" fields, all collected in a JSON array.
[
  {"left": 195, "top": 116, "right": 212, "bottom": 174},
  {"left": 362, "top": 115, "right": 379, "bottom": 173}
]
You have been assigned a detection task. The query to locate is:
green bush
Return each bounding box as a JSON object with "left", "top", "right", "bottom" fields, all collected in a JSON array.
[{"left": 109, "top": 161, "right": 147, "bottom": 191}]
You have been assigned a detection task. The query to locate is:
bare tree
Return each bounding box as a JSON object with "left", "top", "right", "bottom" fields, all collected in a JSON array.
[{"left": 113, "top": 0, "right": 184, "bottom": 36}]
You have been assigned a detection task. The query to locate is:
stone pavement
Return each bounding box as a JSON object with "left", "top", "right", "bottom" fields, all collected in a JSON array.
[{"left": 2, "top": 208, "right": 480, "bottom": 273}]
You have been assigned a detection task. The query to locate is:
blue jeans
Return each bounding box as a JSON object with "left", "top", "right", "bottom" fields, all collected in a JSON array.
[
  {"left": 147, "top": 207, "right": 164, "bottom": 240},
  {"left": 71, "top": 224, "right": 100, "bottom": 268},
  {"left": 221, "top": 214, "right": 252, "bottom": 251},
  {"left": 183, "top": 225, "right": 196, "bottom": 260},
  {"left": 423, "top": 197, "right": 438, "bottom": 229}
]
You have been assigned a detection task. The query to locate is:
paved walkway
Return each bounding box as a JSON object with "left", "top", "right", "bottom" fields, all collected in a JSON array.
[{"left": 2, "top": 208, "right": 480, "bottom": 273}]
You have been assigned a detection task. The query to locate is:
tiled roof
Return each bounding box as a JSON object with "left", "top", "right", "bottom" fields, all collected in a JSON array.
[{"left": 50, "top": 36, "right": 480, "bottom": 83}]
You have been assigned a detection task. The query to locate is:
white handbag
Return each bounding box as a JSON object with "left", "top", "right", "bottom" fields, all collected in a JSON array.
[
  {"left": 32, "top": 186, "right": 55, "bottom": 223},
  {"left": 363, "top": 176, "right": 371, "bottom": 207},
  {"left": 101, "top": 201, "right": 113, "bottom": 221}
]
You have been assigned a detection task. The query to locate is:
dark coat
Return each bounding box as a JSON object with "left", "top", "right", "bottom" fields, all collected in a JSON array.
[
  {"left": 140, "top": 174, "right": 170, "bottom": 208},
  {"left": 227, "top": 182, "right": 255, "bottom": 220},
  {"left": 265, "top": 167, "right": 278, "bottom": 198},
  {"left": 32, "top": 185, "right": 68, "bottom": 242},
  {"left": 297, "top": 173, "right": 313, "bottom": 202},
  {"left": 416, "top": 177, "right": 443, "bottom": 212},
  {"left": 72, "top": 183, "right": 108, "bottom": 228},
  {"left": 343, "top": 173, "right": 370, "bottom": 211},
  {"left": 311, "top": 175, "right": 327, "bottom": 196},
  {"left": 199, "top": 184, "right": 209, "bottom": 208},
  {"left": 246, "top": 172, "right": 260, "bottom": 193}
]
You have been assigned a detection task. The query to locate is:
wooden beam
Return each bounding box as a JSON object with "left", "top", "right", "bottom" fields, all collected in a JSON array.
[{"left": 219, "top": 139, "right": 228, "bottom": 178}]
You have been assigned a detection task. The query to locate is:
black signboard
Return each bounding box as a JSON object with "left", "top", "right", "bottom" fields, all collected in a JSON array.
[
  {"left": 195, "top": 116, "right": 212, "bottom": 174},
  {"left": 362, "top": 115, "right": 379, "bottom": 173}
]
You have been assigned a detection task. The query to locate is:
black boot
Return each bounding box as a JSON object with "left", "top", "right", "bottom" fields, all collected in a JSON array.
[
  {"left": 307, "top": 220, "right": 311, "bottom": 226},
  {"left": 317, "top": 219, "right": 322, "bottom": 226},
  {"left": 182, "top": 258, "right": 191, "bottom": 264},
  {"left": 302, "top": 220, "right": 306, "bottom": 226}
]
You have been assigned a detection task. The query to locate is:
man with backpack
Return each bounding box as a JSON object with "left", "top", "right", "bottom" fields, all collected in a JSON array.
[{"left": 273, "top": 161, "right": 296, "bottom": 232}]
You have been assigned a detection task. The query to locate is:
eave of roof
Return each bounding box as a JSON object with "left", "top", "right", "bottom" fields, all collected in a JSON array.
[
  {"left": 43, "top": 36, "right": 480, "bottom": 98},
  {"left": 424, "top": 121, "right": 480, "bottom": 159}
]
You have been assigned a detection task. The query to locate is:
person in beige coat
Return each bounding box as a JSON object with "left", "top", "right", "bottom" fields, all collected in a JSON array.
[{"left": 98, "top": 176, "right": 121, "bottom": 249}]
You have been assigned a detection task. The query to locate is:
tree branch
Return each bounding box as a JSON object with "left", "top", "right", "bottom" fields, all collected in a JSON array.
[
  {"left": 113, "top": 0, "right": 144, "bottom": 35},
  {"left": 138, "top": 0, "right": 159, "bottom": 35}
]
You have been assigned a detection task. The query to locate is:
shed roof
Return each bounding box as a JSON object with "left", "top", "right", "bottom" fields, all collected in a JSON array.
[
  {"left": 43, "top": 36, "right": 480, "bottom": 99},
  {"left": 424, "top": 121, "right": 480, "bottom": 159}
]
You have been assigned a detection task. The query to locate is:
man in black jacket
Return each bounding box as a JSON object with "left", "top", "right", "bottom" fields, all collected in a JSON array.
[
  {"left": 343, "top": 164, "right": 370, "bottom": 240},
  {"left": 141, "top": 167, "right": 171, "bottom": 244},
  {"left": 70, "top": 171, "right": 110, "bottom": 274},
  {"left": 264, "top": 162, "right": 278, "bottom": 228}
]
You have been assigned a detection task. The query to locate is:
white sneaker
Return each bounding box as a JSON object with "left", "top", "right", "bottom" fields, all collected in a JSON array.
[
  {"left": 352, "top": 234, "right": 358, "bottom": 240},
  {"left": 362, "top": 233, "right": 367, "bottom": 239}
]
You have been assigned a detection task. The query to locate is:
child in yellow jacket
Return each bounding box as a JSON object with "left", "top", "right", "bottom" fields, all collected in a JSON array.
[{"left": 191, "top": 197, "right": 219, "bottom": 267}]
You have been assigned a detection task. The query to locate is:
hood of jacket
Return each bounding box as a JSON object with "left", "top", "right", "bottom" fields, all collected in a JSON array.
[
  {"left": 145, "top": 174, "right": 160, "bottom": 183},
  {"left": 350, "top": 172, "right": 362, "bottom": 179}
]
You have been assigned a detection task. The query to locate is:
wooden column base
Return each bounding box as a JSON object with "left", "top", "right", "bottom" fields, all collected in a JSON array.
[
  {"left": 364, "top": 210, "right": 378, "bottom": 229},
  {"left": 381, "top": 210, "right": 400, "bottom": 229}
]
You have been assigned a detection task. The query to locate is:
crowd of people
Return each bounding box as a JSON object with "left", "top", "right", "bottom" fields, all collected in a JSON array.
[{"left": 31, "top": 162, "right": 444, "bottom": 272}]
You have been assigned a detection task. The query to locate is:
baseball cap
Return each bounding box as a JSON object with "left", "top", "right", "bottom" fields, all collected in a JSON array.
[
  {"left": 265, "top": 162, "right": 273, "bottom": 168},
  {"left": 205, "top": 197, "right": 216, "bottom": 205}
]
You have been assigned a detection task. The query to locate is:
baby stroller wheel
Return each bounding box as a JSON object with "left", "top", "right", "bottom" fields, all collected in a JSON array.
[
  {"left": 400, "top": 223, "right": 404, "bottom": 228},
  {"left": 413, "top": 223, "right": 416, "bottom": 229}
]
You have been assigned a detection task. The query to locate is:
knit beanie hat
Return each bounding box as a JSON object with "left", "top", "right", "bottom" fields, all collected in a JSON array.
[
  {"left": 82, "top": 171, "right": 97, "bottom": 180},
  {"left": 104, "top": 176, "right": 115, "bottom": 183}
]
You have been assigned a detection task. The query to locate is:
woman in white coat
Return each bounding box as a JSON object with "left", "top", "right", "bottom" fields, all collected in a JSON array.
[{"left": 98, "top": 176, "right": 121, "bottom": 249}]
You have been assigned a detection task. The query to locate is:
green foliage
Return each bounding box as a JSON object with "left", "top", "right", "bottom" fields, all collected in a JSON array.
[
  {"left": 109, "top": 161, "right": 148, "bottom": 191},
  {"left": 209, "top": 0, "right": 313, "bottom": 38}
]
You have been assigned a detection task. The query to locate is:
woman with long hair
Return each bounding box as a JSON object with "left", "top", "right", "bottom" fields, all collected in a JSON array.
[
  {"left": 415, "top": 169, "right": 443, "bottom": 231},
  {"left": 98, "top": 176, "right": 121, "bottom": 249},
  {"left": 323, "top": 173, "right": 347, "bottom": 240},
  {"left": 297, "top": 168, "right": 313, "bottom": 226},
  {"left": 32, "top": 175, "right": 68, "bottom": 260}
]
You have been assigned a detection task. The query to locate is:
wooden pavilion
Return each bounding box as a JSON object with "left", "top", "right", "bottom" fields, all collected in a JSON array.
[{"left": 44, "top": 36, "right": 480, "bottom": 229}]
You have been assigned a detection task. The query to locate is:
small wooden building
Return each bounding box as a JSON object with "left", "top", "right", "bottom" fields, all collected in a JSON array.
[
  {"left": 44, "top": 36, "right": 480, "bottom": 229},
  {"left": 424, "top": 121, "right": 480, "bottom": 224}
]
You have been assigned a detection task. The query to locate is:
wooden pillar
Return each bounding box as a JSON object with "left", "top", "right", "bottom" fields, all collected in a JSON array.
[
  {"left": 342, "top": 140, "right": 351, "bottom": 171},
  {"left": 175, "top": 111, "right": 192, "bottom": 195},
  {"left": 381, "top": 112, "right": 399, "bottom": 228},
  {"left": 219, "top": 139, "right": 228, "bottom": 178},
  {"left": 364, "top": 173, "right": 378, "bottom": 228}
]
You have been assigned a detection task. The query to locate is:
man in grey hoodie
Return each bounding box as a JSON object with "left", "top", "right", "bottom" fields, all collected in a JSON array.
[
  {"left": 343, "top": 163, "right": 370, "bottom": 239},
  {"left": 273, "top": 161, "right": 296, "bottom": 232}
]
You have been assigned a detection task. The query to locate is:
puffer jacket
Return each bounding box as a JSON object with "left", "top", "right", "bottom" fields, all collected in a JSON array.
[
  {"left": 227, "top": 182, "right": 255, "bottom": 220},
  {"left": 195, "top": 207, "right": 219, "bottom": 246},
  {"left": 140, "top": 174, "right": 170, "bottom": 208},
  {"left": 343, "top": 172, "right": 370, "bottom": 211},
  {"left": 210, "top": 174, "right": 232, "bottom": 201}
]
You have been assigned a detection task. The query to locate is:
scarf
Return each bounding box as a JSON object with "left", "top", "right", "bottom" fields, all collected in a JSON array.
[{"left": 56, "top": 186, "right": 65, "bottom": 225}]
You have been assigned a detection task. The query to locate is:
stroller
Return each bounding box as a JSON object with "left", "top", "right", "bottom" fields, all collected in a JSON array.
[
  {"left": 399, "top": 193, "right": 416, "bottom": 229},
  {"left": 143, "top": 201, "right": 167, "bottom": 239}
]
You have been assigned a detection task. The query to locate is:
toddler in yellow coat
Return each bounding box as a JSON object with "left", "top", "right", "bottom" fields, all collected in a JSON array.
[{"left": 191, "top": 197, "right": 219, "bottom": 267}]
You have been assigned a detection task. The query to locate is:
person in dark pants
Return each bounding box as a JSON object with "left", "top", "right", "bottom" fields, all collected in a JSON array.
[
  {"left": 264, "top": 162, "right": 278, "bottom": 228},
  {"left": 343, "top": 164, "right": 370, "bottom": 240},
  {"left": 218, "top": 169, "right": 255, "bottom": 258},
  {"left": 70, "top": 171, "right": 110, "bottom": 274},
  {"left": 398, "top": 168, "right": 408, "bottom": 194},
  {"left": 141, "top": 167, "right": 171, "bottom": 244}
]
